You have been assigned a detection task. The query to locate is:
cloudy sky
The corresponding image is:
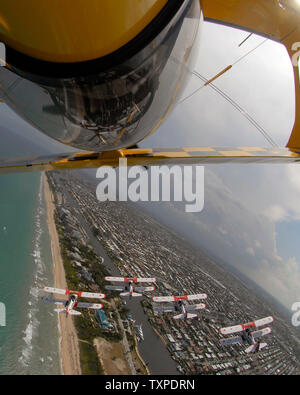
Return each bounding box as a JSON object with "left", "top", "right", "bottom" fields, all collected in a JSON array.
[
  {"left": 0, "top": 19, "right": 299, "bottom": 310},
  {"left": 137, "top": 20, "right": 300, "bottom": 310}
]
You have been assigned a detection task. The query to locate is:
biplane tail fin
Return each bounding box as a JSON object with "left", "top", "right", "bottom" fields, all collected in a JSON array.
[
  {"left": 54, "top": 308, "right": 81, "bottom": 316},
  {"left": 258, "top": 342, "right": 268, "bottom": 351},
  {"left": 120, "top": 292, "right": 142, "bottom": 297},
  {"left": 173, "top": 313, "right": 185, "bottom": 320},
  {"left": 54, "top": 308, "right": 66, "bottom": 314},
  {"left": 186, "top": 313, "right": 197, "bottom": 319},
  {"left": 245, "top": 342, "right": 267, "bottom": 354},
  {"left": 173, "top": 313, "right": 197, "bottom": 320}
]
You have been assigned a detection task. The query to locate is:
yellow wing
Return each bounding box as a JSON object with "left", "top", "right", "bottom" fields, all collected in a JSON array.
[
  {"left": 0, "top": 147, "right": 299, "bottom": 175},
  {"left": 201, "top": 0, "right": 300, "bottom": 148}
]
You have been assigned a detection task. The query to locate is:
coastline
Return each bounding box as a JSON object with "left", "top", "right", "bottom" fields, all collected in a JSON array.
[{"left": 43, "top": 172, "right": 81, "bottom": 375}]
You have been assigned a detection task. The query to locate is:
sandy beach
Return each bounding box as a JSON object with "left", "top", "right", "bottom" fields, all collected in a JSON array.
[
  {"left": 94, "top": 338, "right": 131, "bottom": 375},
  {"left": 43, "top": 172, "right": 81, "bottom": 375}
]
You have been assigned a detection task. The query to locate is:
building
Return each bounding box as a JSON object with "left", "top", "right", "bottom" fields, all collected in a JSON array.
[{"left": 95, "top": 309, "right": 114, "bottom": 330}]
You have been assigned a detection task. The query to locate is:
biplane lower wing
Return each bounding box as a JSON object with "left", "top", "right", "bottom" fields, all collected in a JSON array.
[
  {"left": 186, "top": 303, "right": 206, "bottom": 311},
  {"left": 219, "top": 336, "right": 243, "bottom": 347},
  {"left": 135, "top": 286, "right": 155, "bottom": 292},
  {"left": 105, "top": 285, "right": 125, "bottom": 291},
  {"left": 153, "top": 306, "right": 176, "bottom": 313},
  {"left": 42, "top": 297, "right": 66, "bottom": 306},
  {"left": 1, "top": 147, "right": 300, "bottom": 175},
  {"left": 77, "top": 302, "right": 103, "bottom": 309},
  {"left": 252, "top": 327, "right": 272, "bottom": 339}
]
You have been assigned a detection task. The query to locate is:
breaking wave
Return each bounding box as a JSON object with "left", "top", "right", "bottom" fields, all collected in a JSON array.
[{"left": 18, "top": 175, "right": 46, "bottom": 367}]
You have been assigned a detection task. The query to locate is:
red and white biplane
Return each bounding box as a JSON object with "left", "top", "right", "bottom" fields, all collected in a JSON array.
[
  {"left": 105, "top": 277, "right": 156, "bottom": 299},
  {"left": 219, "top": 316, "right": 274, "bottom": 353},
  {"left": 41, "top": 286, "right": 106, "bottom": 317},
  {"left": 152, "top": 293, "right": 207, "bottom": 320}
]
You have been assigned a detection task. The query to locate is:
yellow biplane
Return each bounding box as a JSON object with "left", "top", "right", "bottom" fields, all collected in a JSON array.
[{"left": 0, "top": 0, "right": 299, "bottom": 173}]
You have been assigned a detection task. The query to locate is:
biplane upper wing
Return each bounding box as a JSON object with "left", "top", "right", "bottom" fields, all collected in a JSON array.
[
  {"left": 80, "top": 291, "right": 106, "bottom": 299},
  {"left": 105, "top": 276, "right": 156, "bottom": 283},
  {"left": 105, "top": 277, "right": 125, "bottom": 282},
  {"left": 219, "top": 323, "right": 244, "bottom": 335},
  {"left": 42, "top": 286, "right": 68, "bottom": 295},
  {"left": 219, "top": 316, "right": 273, "bottom": 334},
  {"left": 153, "top": 296, "right": 176, "bottom": 303},
  {"left": 135, "top": 278, "right": 157, "bottom": 283},
  {"left": 153, "top": 293, "right": 207, "bottom": 302},
  {"left": 253, "top": 316, "right": 274, "bottom": 328},
  {"left": 42, "top": 286, "right": 105, "bottom": 299},
  {"left": 183, "top": 293, "right": 208, "bottom": 301},
  {"left": 202, "top": 0, "right": 300, "bottom": 149}
]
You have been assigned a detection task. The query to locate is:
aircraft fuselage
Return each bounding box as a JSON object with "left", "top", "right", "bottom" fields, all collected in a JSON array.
[
  {"left": 124, "top": 281, "right": 134, "bottom": 298},
  {"left": 241, "top": 328, "right": 256, "bottom": 345},
  {"left": 175, "top": 301, "right": 187, "bottom": 318},
  {"left": 65, "top": 294, "right": 78, "bottom": 315}
]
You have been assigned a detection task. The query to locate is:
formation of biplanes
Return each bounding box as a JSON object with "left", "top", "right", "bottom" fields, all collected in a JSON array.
[{"left": 41, "top": 277, "right": 274, "bottom": 354}]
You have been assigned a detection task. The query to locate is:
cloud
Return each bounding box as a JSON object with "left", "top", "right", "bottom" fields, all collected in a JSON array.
[
  {"left": 143, "top": 165, "right": 300, "bottom": 309},
  {"left": 200, "top": 167, "right": 300, "bottom": 308},
  {"left": 246, "top": 247, "right": 255, "bottom": 256},
  {"left": 218, "top": 225, "right": 228, "bottom": 235},
  {"left": 264, "top": 205, "right": 288, "bottom": 222},
  {"left": 251, "top": 256, "right": 300, "bottom": 308},
  {"left": 254, "top": 240, "right": 261, "bottom": 248}
]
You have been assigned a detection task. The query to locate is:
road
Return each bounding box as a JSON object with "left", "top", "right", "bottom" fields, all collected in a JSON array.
[{"left": 111, "top": 300, "right": 136, "bottom": 375}]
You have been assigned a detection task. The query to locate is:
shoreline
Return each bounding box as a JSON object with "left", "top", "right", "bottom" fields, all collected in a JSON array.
[{"left": 43, "top": 172, "right": 81, "bottom": 375}]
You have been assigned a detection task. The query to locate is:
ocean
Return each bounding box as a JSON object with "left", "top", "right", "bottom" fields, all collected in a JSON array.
[{"left": 0, "top": 172, "right": 61, "bottom": 374}]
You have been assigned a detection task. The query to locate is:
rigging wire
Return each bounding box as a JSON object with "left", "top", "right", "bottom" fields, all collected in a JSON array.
[
  {"left": 232, "top": 38, "right": 268, "bottom": 66},
  {"left": 238, "top": 33, "right": 253, "bottom": 47},
  {"left": 177, "top": 37, "right": 277, "bottom": 147},
  {"left": 193, "top": 70, "right": 277, "bottom": 147}
]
